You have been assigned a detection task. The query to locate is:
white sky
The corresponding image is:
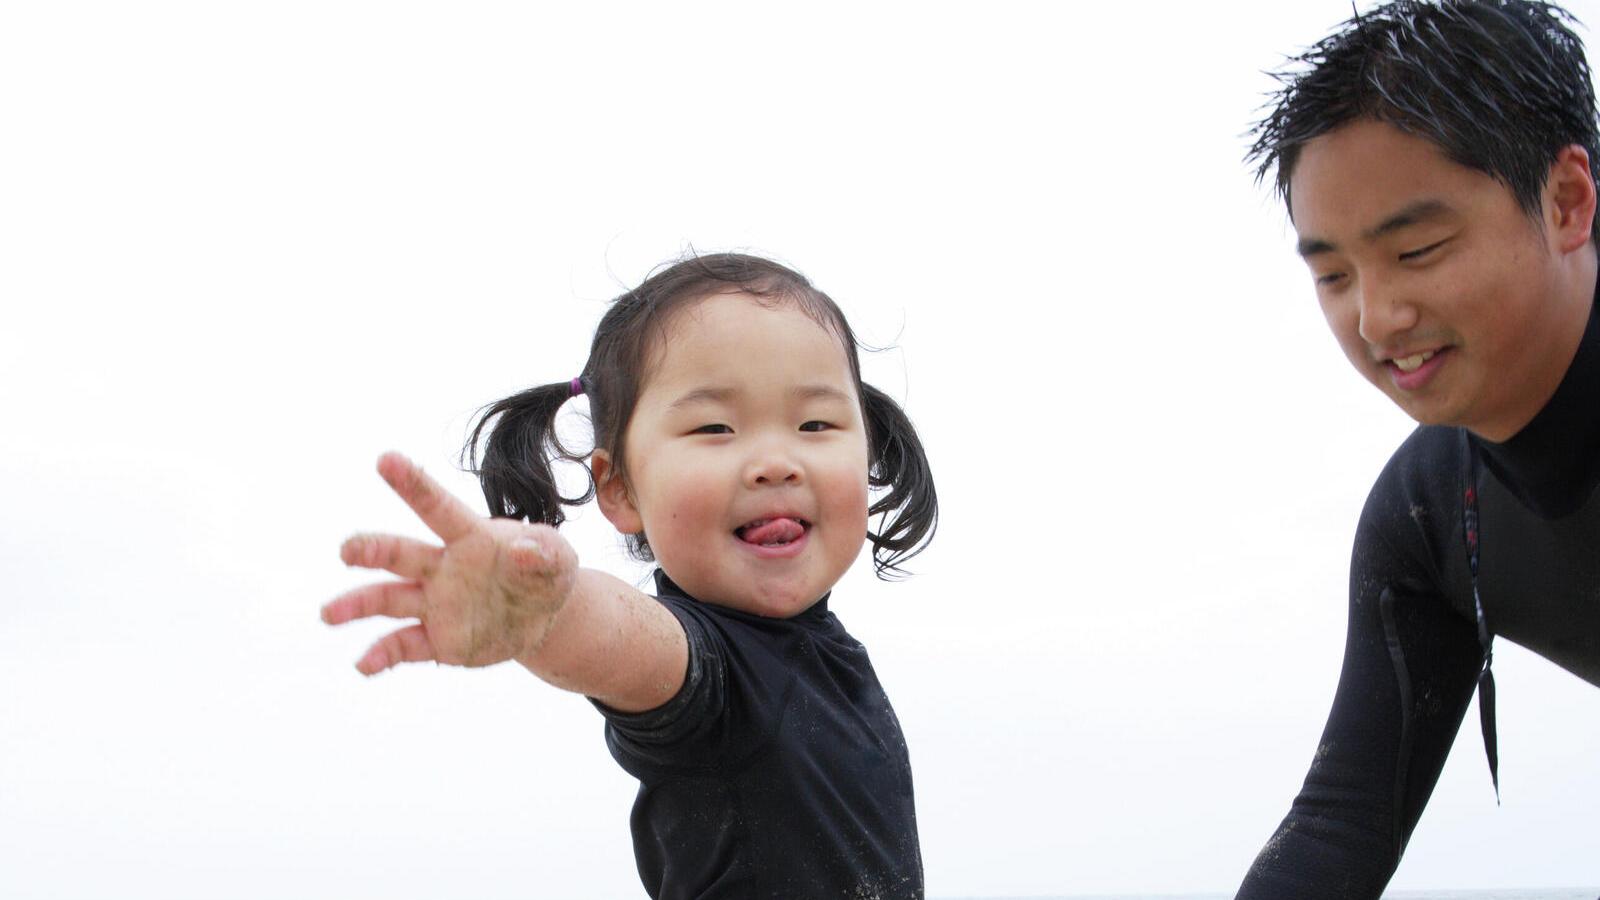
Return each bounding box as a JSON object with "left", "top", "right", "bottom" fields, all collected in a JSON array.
[{"left": 3, "top": 2, "right": 1597, "bottom": 898}]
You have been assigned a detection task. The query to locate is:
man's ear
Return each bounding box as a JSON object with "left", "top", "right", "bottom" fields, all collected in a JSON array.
[
  {"left": 591, "top": 450, "right": 644, "bottom": 536},
  {"left": 1546, "top": 144, "right": 1597, "bottom": 254}
]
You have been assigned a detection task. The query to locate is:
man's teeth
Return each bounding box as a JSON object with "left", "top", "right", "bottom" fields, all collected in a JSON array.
[{"left": 1393, "top": 350, "right": 1436, "bottom": 373}]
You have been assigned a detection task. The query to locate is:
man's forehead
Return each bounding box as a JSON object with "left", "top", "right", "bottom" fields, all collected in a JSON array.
[{"left": 1287, "top": 119, "right": 1492, "bottom": 238}]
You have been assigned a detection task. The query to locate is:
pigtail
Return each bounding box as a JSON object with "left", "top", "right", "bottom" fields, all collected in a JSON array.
[
  {"left": 463, "top": 381, "right": 590, "bottom": 527},
  {"left": 861, "top": 382, "right": 938, "bottom": 578}
]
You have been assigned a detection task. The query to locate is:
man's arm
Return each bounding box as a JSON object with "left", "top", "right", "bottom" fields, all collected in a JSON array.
[
  {"left": 1237, "top": 456, "right": 1482, "bottom": 898},
  {"left": 322, "top": 452, "right": 687, "bottom": 714}
]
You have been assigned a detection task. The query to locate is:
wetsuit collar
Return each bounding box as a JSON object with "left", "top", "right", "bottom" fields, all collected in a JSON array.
[
  {"left": 652, "top": 569, "right": 832, "bottom": 618},
  {"left": 1473, "top": 278, "right": 1600, "bottom": 518}
]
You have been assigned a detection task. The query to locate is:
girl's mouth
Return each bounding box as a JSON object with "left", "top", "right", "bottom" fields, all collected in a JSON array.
[{"left": 735, "top": 517, "right": 809, "bottom": 547}]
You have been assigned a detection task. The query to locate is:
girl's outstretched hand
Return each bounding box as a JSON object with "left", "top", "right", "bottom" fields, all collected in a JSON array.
[{"left": 322, "top": 452, "right": 578, "bottom": 676}]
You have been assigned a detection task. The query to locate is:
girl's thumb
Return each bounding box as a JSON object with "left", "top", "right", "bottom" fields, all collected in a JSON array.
[{"left": 509, "top": 537, "right": 548, "bottom": 572}]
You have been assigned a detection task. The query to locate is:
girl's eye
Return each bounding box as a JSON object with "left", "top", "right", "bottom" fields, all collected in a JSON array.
[
  {"left": 799, "top": 420, "right": 832, "bottom": 433},
  {"left": 693, "top": 424, "right": 732, "bottom": 435},
  {"left": 1400, "top": 239, "right": 1448, "bottom": 262}
]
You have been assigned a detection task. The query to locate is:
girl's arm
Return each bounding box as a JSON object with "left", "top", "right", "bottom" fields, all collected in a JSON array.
[
  {"left": 518, "top": 567, "right": 687, "bottom": 712},
  {"left": 321, "top": 452, "right": 686, "bottom": 713}
]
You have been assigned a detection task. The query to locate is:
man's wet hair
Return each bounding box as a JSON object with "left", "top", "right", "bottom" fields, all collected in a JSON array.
[{"left": 1248, "top": 0, "right": 1600, "bottom": 239}]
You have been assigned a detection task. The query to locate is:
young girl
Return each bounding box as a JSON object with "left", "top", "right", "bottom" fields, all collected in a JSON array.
[{"left": 322, "top": 253, "right": 938, "bottom": 899}]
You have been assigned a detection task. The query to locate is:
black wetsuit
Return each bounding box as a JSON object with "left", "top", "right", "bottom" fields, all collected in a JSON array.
[
  {"left": 1238, "top": 293, "right": 1600, "bottom": 898},
  {"left": 594, "top": 572, "right": 922, "bottom": 900}
]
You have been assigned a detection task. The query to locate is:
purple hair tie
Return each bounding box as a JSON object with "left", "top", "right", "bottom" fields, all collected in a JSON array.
[{"left": 570, "top": 377, "right": 585, "bottom": 398}]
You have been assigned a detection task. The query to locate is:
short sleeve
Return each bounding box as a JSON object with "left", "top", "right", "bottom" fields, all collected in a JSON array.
[
  {"left": 591, "top": 590, "right": 801, "bottom": 781},
  {"left": 590, "top": 595, "right": 729, "bottom": 773}
]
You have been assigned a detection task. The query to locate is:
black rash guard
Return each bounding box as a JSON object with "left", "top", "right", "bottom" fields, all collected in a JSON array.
[
  {"left": 1238, "top": 289, "right": 1600, "bottom": 898},
  {"left": 593, "top": 572, "right": 922, "bottom": 900}
]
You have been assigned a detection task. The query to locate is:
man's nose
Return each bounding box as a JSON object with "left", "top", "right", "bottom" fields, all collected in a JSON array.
[{"left": 1355, "top": 273, "right": 1420, "bottom": 347}]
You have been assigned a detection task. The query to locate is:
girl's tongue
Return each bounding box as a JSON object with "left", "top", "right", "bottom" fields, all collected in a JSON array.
[{"left": 738, "top": 517, "right": 805, "bottom": 546}]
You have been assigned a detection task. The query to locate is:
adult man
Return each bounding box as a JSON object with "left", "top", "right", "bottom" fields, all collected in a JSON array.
[{"left": 1240, "top": 1, "right": 1600, "bottom": 895}]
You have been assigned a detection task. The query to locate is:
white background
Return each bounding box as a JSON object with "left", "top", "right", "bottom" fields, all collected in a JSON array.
[{"left": 3, "top": 2, "right": 1596, "bottom": 897}]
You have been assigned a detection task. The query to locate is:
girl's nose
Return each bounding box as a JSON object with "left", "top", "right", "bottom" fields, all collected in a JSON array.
[{"left": 744, "top": 445, "right": 803, "bottom": 487}]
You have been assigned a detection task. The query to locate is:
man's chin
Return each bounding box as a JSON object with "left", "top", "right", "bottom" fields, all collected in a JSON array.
[{"left": 1386, "top": 391, "right": 1465, "bottom": 430}]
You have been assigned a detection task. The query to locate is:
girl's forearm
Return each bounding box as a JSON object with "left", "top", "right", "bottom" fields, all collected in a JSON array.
[{"left": 516, "top": 567, "right": 688, "bottom": 713}]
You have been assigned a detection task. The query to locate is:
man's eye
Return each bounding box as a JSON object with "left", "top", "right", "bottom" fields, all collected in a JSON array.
[
  {"left": 1314, "top": 272, "right": 1346, "bottom": 287},
  {"left": 693, "top": 424, "right": 732, "bottom": 435},
  {"left": 799, "top": 421, "right": 832, "bottom": 433},
  {"left": 1400, "top": 239, "right": 1448, "bottom": 261}
]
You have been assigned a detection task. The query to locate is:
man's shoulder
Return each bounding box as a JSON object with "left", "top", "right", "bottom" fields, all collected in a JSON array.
[
  {"left": 1358, "top": 423, "right": 1467, "bottom": 544},
  {"left": 1377, "top": 423, "right": 1466, "bottom": 492}
]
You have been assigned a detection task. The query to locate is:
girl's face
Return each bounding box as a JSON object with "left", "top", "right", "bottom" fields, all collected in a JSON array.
[{"left": 595, "top": 292, "right": 870, "bottom": 617}]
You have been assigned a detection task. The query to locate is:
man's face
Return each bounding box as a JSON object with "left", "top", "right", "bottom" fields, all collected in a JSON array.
[{"left": 1288, "top": 118, "right": 1571, "bottom": 439}]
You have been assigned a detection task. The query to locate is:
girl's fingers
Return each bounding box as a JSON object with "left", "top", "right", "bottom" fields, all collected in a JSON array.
[
  {"left": 321, "top": 580, "right": 425, "bottom": 626},
  {"left": 377, "top": 452, "right": 478, "bottom": 544},
  {"left": 340, "top": 532, "right": 441, "bottom": 580},
  {"left": 357, "top": 624, "right": 435, "bottom": 676}
]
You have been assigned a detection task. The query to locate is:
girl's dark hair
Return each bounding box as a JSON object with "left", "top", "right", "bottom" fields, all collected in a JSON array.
[
  {"left": 1247, "top": 0, "right": 1600, "bottom": 240},
  {"left": 464, "top": 252, "right": 937, "bottom": 578}
]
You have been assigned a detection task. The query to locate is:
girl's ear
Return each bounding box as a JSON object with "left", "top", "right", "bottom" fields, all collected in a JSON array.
[{"left": 591, "top": 450, "right": 644, "bottom": 535}]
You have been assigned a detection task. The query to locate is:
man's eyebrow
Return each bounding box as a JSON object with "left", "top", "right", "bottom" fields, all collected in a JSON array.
[
  {"left": 1296, "top": 199, "right": 1455, "bottom": 258},
  {"left": 1297, "top": 236, "right": 1336, "bottom": 258},
  {"left": 1365, "top": 199, "right": 1452, "bottom": 241}
]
